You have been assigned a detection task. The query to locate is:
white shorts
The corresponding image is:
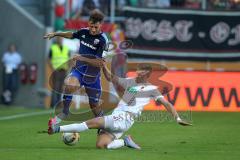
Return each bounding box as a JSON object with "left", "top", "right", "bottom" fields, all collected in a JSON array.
[{"left": 104, "top": 110, "right": 134, "bottom": 139}]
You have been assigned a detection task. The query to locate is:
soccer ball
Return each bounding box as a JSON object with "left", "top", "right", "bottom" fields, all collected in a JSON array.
[{"left": 62, "top": 132, "right": 80, "bottom": 146}]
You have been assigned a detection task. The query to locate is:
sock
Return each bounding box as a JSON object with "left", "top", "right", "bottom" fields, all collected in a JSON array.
[
  {"left": 60, "top": 122, "right": 88, "bottom": 132},
  {"left": 96, "top": 110, "right": 104, "bottom": 117},
  {"left": 107, "top": 139, "right": 125, "bottom": 149},
  {"left": 95, "top": 110, "right": 104, "bottom": 134},
  {"left": 62, "top": 95, "right": 72, "bottom": 115},
  {"left": 54, "top": 116, "right": 62, "bottom": 124}
]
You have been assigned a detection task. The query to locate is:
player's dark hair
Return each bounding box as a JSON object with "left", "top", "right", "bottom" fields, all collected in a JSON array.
[
  {"left": 137, "top": 63, "right": 152, "bottom": 72},
  {"left": 89, "top": 9, "right": 104, "bottom": 23}
]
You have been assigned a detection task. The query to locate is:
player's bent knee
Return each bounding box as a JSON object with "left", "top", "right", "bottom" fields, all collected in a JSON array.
[
  {"left": 63, "top": 78, "right": 80, "bottom": 93},
  {"left": 64, "top": 85, "right": 77, "bottom": 94},
  {"left": 96, "top": 144, "right": 105, "bottom": 149},
  {"left": 64, "top": 77, "right": 79, "bottom": 87},
  {"left": 96, "top": 142, "right": 107, "bottom": 149}
]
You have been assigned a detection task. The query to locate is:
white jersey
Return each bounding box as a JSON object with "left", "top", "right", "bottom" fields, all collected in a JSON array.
[{"left": 113, "top": 78, "right": 164, "bottom": 117}]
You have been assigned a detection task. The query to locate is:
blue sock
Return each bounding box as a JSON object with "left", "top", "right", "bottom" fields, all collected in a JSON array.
[
  {"left": 96, "top": 110, "right": 104, "bottom": 117},
  {"left": 55, "top": 126, "right": 60, "bottom": 133},
  {"left": 62, "top": 95, "right": 72, "bottom": 115}
]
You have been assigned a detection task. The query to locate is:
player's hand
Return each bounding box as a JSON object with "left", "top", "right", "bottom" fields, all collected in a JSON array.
[
  {"left": 177, "top": 118, "right": 192, "bottom": 126},
  {"left": 102, "top": 59, "right": 107, "bottom": 67},
  {"left": 97, "top": 58, "right": 105, "bottom": 68},
  {"left": 44, "top": 32, "right": 56, "bottom": 39},
  {"left": 72, "top": 54, "right": 81, "bottom": 61}
]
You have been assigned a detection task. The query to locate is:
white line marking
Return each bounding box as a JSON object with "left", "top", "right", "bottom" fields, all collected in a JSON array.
[{"left": 0, "top": 110, "right": 53, "bottom": 121}]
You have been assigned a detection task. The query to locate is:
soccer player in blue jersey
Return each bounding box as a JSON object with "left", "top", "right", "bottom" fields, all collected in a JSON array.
[{"left": 44, "top": 9, "right": 107, "bottom": 126}]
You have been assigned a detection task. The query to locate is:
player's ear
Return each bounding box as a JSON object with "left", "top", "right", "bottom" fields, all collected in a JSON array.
[
  {"left": 147, "top": 70, "right": 152, "bottom": 78},
  {"left": 98, "top": 22, "right": 103, "bottom": 28},
  {"left": 88, "top": 21, "right": 92, "bottom": 26}
]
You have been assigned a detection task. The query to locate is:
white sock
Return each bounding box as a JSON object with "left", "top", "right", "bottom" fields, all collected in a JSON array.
[
  {"left": 107, "top": 139, "right": 125, "bottom": 149},
  {"left": 60, "top": 122, "right": 88, "bottom": 132},
  {"left": 55, "top": 116, "right": 62, "bottom": 124}
]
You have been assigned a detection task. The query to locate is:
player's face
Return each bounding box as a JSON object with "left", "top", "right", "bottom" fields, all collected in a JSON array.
[
  {"left": 88, "top": 21, "right": 102, "bottom": 35},
  {"left": 136, "top": 69, "right": 150, "bottom": 79}
]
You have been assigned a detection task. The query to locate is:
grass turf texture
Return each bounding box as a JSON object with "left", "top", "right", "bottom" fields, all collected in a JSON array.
[{"left": 0, "top": 106, "right": 239, "bottom": 160}]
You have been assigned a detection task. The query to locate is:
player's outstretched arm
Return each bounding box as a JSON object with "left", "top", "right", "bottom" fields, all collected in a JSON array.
[
  {"left": 102, "top": 63, "right": 120, "bottom": 85},
  {"left": 156, "top": 98, "right": 192, "bottom": 126},
  {"left": 43, "top": 31, "right": 74, "bottom": 40}
]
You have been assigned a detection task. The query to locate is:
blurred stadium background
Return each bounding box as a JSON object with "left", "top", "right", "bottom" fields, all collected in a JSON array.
[{"left": 0, "top": 0, "right": 240, "bottom": 159}]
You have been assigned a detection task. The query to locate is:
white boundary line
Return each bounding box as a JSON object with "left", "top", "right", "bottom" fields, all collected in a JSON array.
[{"left": 0, "top": 110, "right": 52, "bottom": 121}]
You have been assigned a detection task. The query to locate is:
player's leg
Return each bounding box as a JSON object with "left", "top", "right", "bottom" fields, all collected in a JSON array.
[
  {"left": 96, "top": 132, "right": 116, "bottom": 149},
  {"left": 48, "top": 116, "right": 105, "bottom": 134},
  {"left": 48, "top": 112, "right": 140, "bottom": 149},
  {"left": 49, "top": 70, "right": 81, "bottom": 125},
  {"left": 60, "top": 76, "right": 79, "bottom": 117},
  {"left": 95, "top": 131, "right": 140, "bottom": 149},
  {"left": 89, "top": 102, "right": 103, "bottom": 117},
  {"left": 84, "top": 76, "right": 104, "bottom": 117},
  {"left": 103, "top": 111, "right": 141, "bottom": 149},
  {"left": 96, "top": 131, "right": 125, "bottom": 149}
]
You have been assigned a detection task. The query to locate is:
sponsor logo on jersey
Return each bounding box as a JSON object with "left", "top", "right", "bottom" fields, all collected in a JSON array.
[
  {"left": 127, "top": 87, "right": 138, "bottom": 94},
  {"left": 127, "top": 86, "right": 145, "bottom": 94},
  {"left": 80, "top": 40, "right": 97, "bottom": 50}
]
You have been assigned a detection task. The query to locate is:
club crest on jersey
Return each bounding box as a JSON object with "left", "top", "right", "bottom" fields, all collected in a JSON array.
[
  {"left": 127, "top": 87, "right": 138, "bottom": 94},
  {"left": 94, "top": 39, "right": 100, "bottom": 45}
]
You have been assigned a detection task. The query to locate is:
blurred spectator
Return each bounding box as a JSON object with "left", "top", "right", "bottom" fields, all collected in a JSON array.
[
  {"left": 54, "top": 18, "right": 65, "bottom": 31},
  {"left": 69, "top": 0, "right": 84, "bottom": 18},
  {"left": 72, "top": 0, "right": 101, "bottom": 19},
  {"left": 208, "top": 0, "right": 240, "bottom": 10},
  {"left": 229, "top": 0, "right": 240, "bottom": 10},
  {"left": 171, "top": 0, "right": 186, "bottom": 7},
  {"left": 157, "top": 0, "right": 171, "bottom": 8},
  {"left": 1, "top": 44, "right": 22, "bottom": 105},
  {"left": 185, "top": 0, "right": 201, "bottom": 9},
  {"left": 98, "top": 0, "right": 110, "bottom": 16},
  {"left": 120, "top": 0, "right": 170, "bottom": 8},
  {"left": 125, "top": 0, "right": 139, "bottom": 7},
  {"left": 81, "top": 0, "right": 97, "bottom": 16},
  {"left": 143, "top": 0, "right": 158, "bottom": 8},
  {"left": 207, "top": 0, "right": 240, "bottom": 10},
  {"left": 208, "top": 0, "right": 230, "bottom": 10},
  {"left": 48, "top": 37, "right": 70, "bottom": 108}
]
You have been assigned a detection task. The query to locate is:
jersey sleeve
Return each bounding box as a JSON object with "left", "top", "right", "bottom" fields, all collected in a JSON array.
[
  {"left": 102, "top": 33, "right": 109, "bottom": 51},
  {"left": 151, "top": 88, "right": 164, "bottom": 101},
  {"left": 72, "top": 29, "right": 83, "bottom": 39},
  {"left": 97, "top": 33, "right": 108, "bottom": 57},
  {"left": 117, "top": 77, "right": 133, "bottom": 88}
]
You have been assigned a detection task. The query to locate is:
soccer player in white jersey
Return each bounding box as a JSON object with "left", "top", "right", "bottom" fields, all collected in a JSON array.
[{"left": 48, "top": 63, "right": 192, "bottom": 149}]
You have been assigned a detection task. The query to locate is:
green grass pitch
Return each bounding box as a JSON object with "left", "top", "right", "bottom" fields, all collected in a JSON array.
[{"left": 0, "top": 106, "right": 239, "bottom": 160}]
